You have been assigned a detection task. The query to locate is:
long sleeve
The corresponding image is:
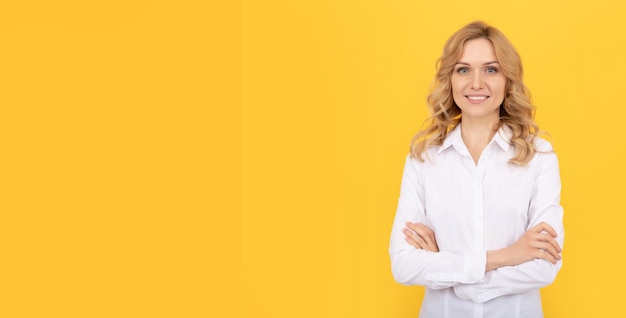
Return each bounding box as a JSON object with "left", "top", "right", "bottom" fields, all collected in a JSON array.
[
  {"left": 389, "top": 155, "right": 487, "bottom": 289},
  {"left": 453, "top": 149, "right": 564, "bottom": 303}
]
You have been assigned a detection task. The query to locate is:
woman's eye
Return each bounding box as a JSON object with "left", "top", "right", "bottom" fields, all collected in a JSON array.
[
  {"left": 486, "top": 67, "right": 498, "bottom": 73},
  {"left": 456, "top": 67, "right": 469, "bottom": 74}
]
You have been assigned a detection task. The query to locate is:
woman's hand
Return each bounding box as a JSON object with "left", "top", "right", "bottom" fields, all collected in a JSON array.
[
  {"left": 403, "top": 222, "right": 439, "bottom": 252},
  {"left": 486, "top": 222, "right": 562, "bottom": 271}
]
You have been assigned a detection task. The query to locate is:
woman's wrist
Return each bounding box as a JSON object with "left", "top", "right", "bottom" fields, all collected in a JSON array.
[{"left": 486, "top": 248, "right": 510, "bottom": 272}]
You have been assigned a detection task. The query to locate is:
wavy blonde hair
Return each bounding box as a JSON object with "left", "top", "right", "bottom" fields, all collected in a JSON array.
[{"left": 410, "top": 21, "right": 541, "bottom": 166}]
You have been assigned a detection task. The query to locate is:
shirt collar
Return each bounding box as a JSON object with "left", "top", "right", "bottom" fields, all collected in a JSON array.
[
  {"left": 437, "top": 123, "right": 512, "bottom": 154},
  {"left": 438, "top": 124, "right": 464, "bottom": 154},
  {"left": 492, "top": 125, "right": 512, "bottom": 152}
]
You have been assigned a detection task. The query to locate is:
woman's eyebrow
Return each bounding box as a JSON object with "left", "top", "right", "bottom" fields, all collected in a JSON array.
[{"left": 455, "top": 61, "right": 499, "bottom": 66}]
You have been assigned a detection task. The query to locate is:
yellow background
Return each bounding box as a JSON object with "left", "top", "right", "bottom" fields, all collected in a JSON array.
[
  {"left": 0, "top": 1, "right": 237, "bottom": 317},
  {"left": 243, "top": 0, "right": 626, "bottom": 317}
]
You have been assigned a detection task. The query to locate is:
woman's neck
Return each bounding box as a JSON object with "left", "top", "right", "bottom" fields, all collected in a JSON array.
[{"left": 460, "top": 117, "right": 499, "bottom": 164}]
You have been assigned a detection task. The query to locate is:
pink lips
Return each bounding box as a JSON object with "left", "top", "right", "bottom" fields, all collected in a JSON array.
[{"left": 465, "top": 95, "right": 489, "bottom": 104}]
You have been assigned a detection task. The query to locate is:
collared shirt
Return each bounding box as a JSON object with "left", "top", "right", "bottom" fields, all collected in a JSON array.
[{"left": 389, "top": 124, "right": 564, "bottom": 318}]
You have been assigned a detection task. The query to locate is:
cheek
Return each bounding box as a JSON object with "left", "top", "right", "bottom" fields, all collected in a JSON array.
[
  {"left": 451, "top": 85, "right": 463, "bottom": 105},
  {"left": 492, "top": 78, "right": 507, "bottom": 96},
  {"left": 492, "top": 83, "right": 506, "bottom": 105},
  {"left": 450, "top": 79, "right": 464, "bottom": 97}
]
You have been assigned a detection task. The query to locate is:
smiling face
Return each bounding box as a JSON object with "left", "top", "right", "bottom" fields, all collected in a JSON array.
[{"left": 451, "top": 38, "right": 507, "bottom": 122}]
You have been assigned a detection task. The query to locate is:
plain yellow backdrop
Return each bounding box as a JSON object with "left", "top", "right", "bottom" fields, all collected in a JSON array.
[
  {"left": 0, "top": 1, "right": 236, "bottom": 317},
  {"left": 243, "top": 0, "right": 626, "bottom": 317}
]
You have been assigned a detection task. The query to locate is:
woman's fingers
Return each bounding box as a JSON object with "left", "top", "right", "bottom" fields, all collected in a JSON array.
[
  {"left": 408, "top": 223, "right": 432, "bottom": 246},
  {"left": 403, "top": 227, "right": 427, "bottom": 249},
  {"left": 533, "top": 248, "right": 558, "bottom": 264},
  {"left": 531, "top": 231, "right": 562, "bottom": 254},
  {"left": 417, "top": 223, "right": 436, "bottom": 242},
  {"left": 532, "top": 240, "right": 561, "bottom": 261},
  {"left": 404, "top": 234, "right": 421, "bottom": 249},
  {"left": 530, "top": 222, "right": 558, "bottom": 238},
  {"left": 537, "top": 232, "right": 562, "bottom": 253},
  {"left": 526, "top": 229, "right": 562, "bottom": 263},
  {"left": 404, "top": 222, "right": 439, "bottom": 252}
]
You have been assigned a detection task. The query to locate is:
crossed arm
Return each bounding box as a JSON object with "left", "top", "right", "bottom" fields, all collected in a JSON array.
[{"left": 403, "top": 221, "right": 562, "bottom": 272}]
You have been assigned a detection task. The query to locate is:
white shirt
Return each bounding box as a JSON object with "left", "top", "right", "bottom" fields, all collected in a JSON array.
[{"left": 389, "top": 124, "right": 564, "bottom": 318}]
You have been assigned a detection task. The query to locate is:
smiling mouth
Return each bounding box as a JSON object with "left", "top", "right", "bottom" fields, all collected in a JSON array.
[{"left": 466, "top": 95, "right": 489, "bottom": 101}]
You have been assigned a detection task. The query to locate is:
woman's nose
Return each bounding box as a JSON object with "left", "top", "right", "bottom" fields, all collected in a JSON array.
[{"left": 470, "top": 73, "right": 484, "bottom": 89}]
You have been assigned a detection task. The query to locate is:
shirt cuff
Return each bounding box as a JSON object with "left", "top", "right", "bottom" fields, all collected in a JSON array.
[
  {"left": 424, "top": 250, "right": 486, "bottom": 284},
  {"left": 453, "top": 272, "right": 514, "bottom": 303}
]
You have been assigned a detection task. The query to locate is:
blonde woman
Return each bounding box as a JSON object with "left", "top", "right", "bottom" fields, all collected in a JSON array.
[{"left": 389, "top": 21, "right": 564, "bottom": 317}]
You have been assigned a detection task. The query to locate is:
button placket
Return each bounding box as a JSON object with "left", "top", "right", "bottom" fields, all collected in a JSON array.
[{"left": 472, "top": 152, "right": 488, "bottom": 249}]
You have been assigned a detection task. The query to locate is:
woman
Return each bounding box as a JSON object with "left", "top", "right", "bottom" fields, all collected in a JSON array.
[{"left": 389, "top": 21, "right": 564, "bottom": 317}]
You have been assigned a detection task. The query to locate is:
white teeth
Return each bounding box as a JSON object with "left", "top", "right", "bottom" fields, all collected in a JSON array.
[{"left": 467, "top": 96, "right": 487, "bottom": 101}]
